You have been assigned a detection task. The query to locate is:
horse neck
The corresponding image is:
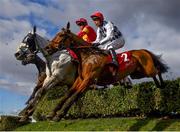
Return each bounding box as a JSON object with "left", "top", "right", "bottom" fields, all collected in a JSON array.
[
  {"left": 34, "top": 55, "right": 46, "bottom": 74},
  {"left": 70, "top": 33, "right": 91, "bottom": 59},
  {"left": 71, "top": 32, "right": 89, "bottom": 46},
  {"left": 36, "top": 34, "right": 49, "bottom": 49}
]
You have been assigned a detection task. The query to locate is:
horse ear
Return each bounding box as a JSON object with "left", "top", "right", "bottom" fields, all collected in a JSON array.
[
  {"left": 33, "top": 26, "right": 36, "bottom": 34},
  {"left": 66, "top": 22, "right": 70, "bottom": 30}
]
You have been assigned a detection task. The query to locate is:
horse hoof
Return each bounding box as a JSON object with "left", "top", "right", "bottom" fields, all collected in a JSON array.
[
  {"left": 19, "top": 116, "right": 29, "bottom": 122},
  {"left": 18, "top": 110, "right": 27, "bottom": 116},
  {"left": 18, "top": 112, "right": 24, "bottom": 116},
  {"left": 46, "top": 112, "right": 56, "bottom": 120},
  {"left": 52, "top": 116, "right": 61, "bottom": 122}
]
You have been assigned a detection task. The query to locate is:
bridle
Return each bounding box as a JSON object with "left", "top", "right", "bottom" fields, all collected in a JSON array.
[{"left": 22, "top": 33, "right": 40, "bottom": 54}]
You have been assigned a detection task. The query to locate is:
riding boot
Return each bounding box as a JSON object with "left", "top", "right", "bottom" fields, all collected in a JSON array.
[
  {"left": 109, "top": 48, "right": 119, "bottom": 76},
  {"left": 109, "top": 48, "right": 119, "bottom": 68}
]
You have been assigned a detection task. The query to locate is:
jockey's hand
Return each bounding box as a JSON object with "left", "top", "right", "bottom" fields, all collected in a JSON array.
[{"left": 92, "top": 42, "right": 100, "bottom": 47}]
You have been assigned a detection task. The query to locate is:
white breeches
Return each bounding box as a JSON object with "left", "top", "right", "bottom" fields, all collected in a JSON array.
[{"left": 98, "top": 37, "right": 125, "bottom": 50}]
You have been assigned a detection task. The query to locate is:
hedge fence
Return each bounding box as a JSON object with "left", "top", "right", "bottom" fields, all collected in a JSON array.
[{"left": 33, "top": 78, "right": 180, "bottom": 120}]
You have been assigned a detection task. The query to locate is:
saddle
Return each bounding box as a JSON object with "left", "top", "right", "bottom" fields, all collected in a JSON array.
[{"left": 106, "top": 51, "right": 132, "bottom": 71}]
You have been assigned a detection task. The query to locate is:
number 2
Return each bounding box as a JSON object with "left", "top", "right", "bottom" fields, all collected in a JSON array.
[{"left": 121, "top": 53, "right": 129, "bottom": 62}]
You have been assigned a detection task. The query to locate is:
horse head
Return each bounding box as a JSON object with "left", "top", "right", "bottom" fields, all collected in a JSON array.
[
  {"left": 15, "top": 26, "right": 49, "bottom": 65},
  {"left": 15, "top": 31, "right": 38, "bottom": 65},
  {"left": 45, "top": 22, "right": 88, "bottom": 53}
]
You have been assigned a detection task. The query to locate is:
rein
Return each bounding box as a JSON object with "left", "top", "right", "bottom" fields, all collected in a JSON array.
[
  {"left": 71, "top": 45, "right": 94, "bottom": 49},
  {"left": 63, "top": 34, "right": 95, "bottom": 49}
]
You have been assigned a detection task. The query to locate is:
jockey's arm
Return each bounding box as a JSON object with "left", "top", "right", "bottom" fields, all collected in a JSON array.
[
  {"left": 93, "top": 28, "right": 101, "bottom": 43},
  {"left": 78, "top": 31, "right": 86, "bottom": 38},
  {"left": 100, "top": 21, "right": 114, "bottom": 45},
  {"left": 78, "top": 27, "right": 89, "bottom": 37}
]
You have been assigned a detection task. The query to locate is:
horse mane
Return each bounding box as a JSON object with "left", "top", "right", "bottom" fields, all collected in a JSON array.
[
  {"left": 35, "top": 33, "right": 49, "bottom": 49},
  {"left": 70, "top": 31, "right": 88, "bottom": 46},
  {"left": 69, "top": 31, "right": 107, "bottom": 56}
]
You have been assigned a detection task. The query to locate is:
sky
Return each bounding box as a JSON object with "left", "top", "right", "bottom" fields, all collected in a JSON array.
[{"left": 0, "top": 0, "right": 180, "bottom": 114}]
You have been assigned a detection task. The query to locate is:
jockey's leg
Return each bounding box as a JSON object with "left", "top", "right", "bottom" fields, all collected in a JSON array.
[
  {"left": 107, "top": 37, "right": 124, "bottom": 76},
  {"left": 107, "top": 37, "right": 125, "bottom": 69},
  {"left": 108, "top": 46, "right": 119, "bottom": 76},
  {"left": 109, "top": 48, "right": 119, "bottom": 67}
]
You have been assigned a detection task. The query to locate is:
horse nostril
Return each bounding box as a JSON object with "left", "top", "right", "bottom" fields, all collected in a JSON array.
[{"left": 15, "top": 52, "right": 20, "bottom": 57}]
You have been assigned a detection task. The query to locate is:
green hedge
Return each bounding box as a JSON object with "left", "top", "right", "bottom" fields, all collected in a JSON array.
[
  {"left": 0, "top": 115, "right": 29, "bottom": 131},
  {"left": 33, "top": 78, "right": 180, "bottom": 120}
]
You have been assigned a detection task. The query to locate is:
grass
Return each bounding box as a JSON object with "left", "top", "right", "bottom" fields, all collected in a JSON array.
[{"left": 15, "top": 117, "right": 180, "bottom": 131}]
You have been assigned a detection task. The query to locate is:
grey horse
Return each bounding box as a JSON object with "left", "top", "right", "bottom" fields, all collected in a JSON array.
[{"left": 15, "top": 30, "right": 78, "bottom": 122}]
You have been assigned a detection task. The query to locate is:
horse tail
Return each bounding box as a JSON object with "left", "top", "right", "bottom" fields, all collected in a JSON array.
[{"left": 143, "top": 49, "right": 169, "bottom": 73}]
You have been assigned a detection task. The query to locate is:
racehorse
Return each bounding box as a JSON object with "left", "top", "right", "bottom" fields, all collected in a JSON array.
[
  {"left": 15, "top": 38, "right": 46, "bottom": 105},
  {"left": 14, "top": 30, "right": 78, "bottom": 122},
  {"left": 41, "top": 22, "right": 168, "bottom": 121}
]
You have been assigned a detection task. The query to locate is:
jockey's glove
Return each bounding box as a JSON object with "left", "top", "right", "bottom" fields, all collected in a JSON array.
[{"left": 92, "top": 42, "right": 100, "bottom": 47}]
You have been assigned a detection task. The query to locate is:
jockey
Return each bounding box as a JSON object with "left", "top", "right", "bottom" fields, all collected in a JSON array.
[
  {"left": 76, "top": 18, "right": 97, "bottom": 43},
  {"left": 91, "top": 11, "right": 125, "bottom": 68}
]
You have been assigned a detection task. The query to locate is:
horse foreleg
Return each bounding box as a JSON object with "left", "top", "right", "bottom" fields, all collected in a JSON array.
[
  {"left": 153, "top": 76, "right": 161, "bottom": 88},
  {"left": 19, "top": 106, "right": 35, "bottom": 122},
  {"left": 52, "top": 90, "right": 80, "bottom": 122},
  {"left": 25, "top": 74, "right": 46, "bottom": 105},
  {"left": 30, "top": 76, "right": 59, "bottom": 107},
  {"left": 21, "top": 73, "right": 46, "bottom": 119},
  {"left": 25, "top": 86, "right": 39, "bottom": 105},
  {"left": 19, "top": 76, "right": 59, "bottom": 121},
  {"left": 19, "top": 88, "right": 42, "bottom": 116},
  {"left": 52, "top": 73, "right": 93, "bottom": 122},
  {"left": 19, "top": 88, "right": 43, "bottom": 122},
  {"left": 47, "top": 77, "right": 82, "bottom": 119},
  {"left": 18, "top": 103, "right": 34, "bottom": 116}
]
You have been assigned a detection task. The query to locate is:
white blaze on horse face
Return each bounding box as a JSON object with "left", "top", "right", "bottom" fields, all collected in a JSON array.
[{"left": 16, "top": 43, "right": 29, "bottom": 53}]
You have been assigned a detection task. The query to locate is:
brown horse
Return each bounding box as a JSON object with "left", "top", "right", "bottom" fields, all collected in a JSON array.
[{"left": 40, "top": 22, "right": 168, "bottom": 121}]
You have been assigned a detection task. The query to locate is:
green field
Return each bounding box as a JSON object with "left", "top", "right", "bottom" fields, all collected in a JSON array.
[{"left": 15, "top": 117, "right": 180, "bottom": 131}]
